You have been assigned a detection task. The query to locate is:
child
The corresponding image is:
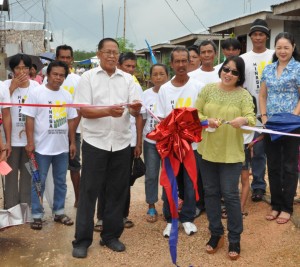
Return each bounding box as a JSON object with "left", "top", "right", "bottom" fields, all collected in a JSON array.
[{"left": 142, "top": 64, "right": 169, "bottom": 223}]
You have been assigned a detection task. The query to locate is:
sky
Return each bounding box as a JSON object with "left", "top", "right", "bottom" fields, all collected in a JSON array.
[{"left": 6, "top": 0, "right": 286, "bottom": 52}]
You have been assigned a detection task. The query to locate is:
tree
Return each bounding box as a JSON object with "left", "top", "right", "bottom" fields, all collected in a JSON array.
[
  {"left": 73, "top": 50, "right": 96, "bottom": 61},
  {"left": 116, "top": 37, "right": 135, "bottom": 53},
  {"left": 136, "top": 58, "right": 151, "bottom": 89}
]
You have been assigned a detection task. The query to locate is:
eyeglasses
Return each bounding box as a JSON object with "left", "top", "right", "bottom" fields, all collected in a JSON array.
[
  {"left": 222, "top": 66, "right": 239, "bottom": 77},
  {"left": 100, "top": 50, "right": 119, "bottom": 57},
  {"left": 14, "top": 66, "right": 30, "bottom": 71}
]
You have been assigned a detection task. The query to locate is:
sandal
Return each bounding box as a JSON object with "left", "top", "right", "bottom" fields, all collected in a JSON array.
[
  {"left": 146, "top": 208, "right": 158, "bottom": 223},
  {"left": 206, "top": 235, "right": 224, "bottom": 254},
  {"left": 266, "top": 210, "right": 279, "bottom": 221},
  {"left": 54, "top": 214, "right": 74, "bottom": 226},
  {"left": 251, "top": 189, "right": 264, "bottom": 202},
  {"left": 94, "top": 219, "right": 103, "bottom": 232},
  {"left": 31, "top": 218, "right": 43, "bottom": 230},
  {"left": 242, "top": 212, "right": 248, "bottom": 219},
  {"left": 123, "top": 218, "right": 134, "bottom": 228},
  {"left": 276, "top": 212, "right": 290, "bottom": 224},
  {"left": 228, "top": 242, "right": 240, "bottom": 260},
  {"left": 221, "top": 208, "right": 227, "bottom": 219}
]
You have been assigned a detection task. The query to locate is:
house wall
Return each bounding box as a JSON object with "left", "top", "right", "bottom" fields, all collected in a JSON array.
[{"left": 5, "top": 29, "right": 45, "bottom": 56}]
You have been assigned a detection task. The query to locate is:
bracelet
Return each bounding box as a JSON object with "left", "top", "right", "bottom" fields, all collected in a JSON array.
[
  {"left": 261, "top": 114, "right": 267, "bottom": 117},
  {"left": 252, "top": 139, "right": 259, "bottom": 144}
]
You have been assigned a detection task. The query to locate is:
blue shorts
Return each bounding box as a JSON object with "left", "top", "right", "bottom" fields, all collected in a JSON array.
[{"left": 68, "top": 133, "right": 81, "bottom": 171}]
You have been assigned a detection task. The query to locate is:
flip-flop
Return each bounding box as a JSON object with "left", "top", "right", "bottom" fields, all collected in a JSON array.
[
  {"left": 252, "top": 189, "right": 264, "bottom": 202},
  {"left": 242, "top": 212, "right": 248, "bottom": 219},
  {"left": 123, "top": 218, "right": 134, "bottom": 228},
  {"left": 266, "top": 211, "right": 279, "bottom": 221},
  {"left": 146, "top": 208, "right": 158, "bottom": 223},
  {"left": 221, "top": 208, "right": 227, "bottom": 219},
  {"left": 94, "top": 220, "right": 103, "bottom": 232},
  {"left": 276, "top": 216, "right": 290, "bottom": 224}
]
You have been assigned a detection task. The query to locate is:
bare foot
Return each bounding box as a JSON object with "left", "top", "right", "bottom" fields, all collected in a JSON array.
[
  {"left": 276, "top": 211, "right": 290, "bottom": 224},
  {"left": 265, "top": 210, "right": 279, "bottom": 221}
]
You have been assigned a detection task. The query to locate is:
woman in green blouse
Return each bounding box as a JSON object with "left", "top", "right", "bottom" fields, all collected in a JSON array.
[{"left": 195, "top": 56, "right": 256, "bottom": 260}]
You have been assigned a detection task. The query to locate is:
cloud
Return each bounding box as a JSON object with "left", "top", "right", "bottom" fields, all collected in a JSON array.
[{"left": 8, "top": 0, "right": 283, "bottom": 52}]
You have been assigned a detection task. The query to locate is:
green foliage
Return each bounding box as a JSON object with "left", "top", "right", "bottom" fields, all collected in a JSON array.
[
  {"left": 73, "top": 50, "right": 96, "bottom": 62},
  {"left": 136, "top": 58, "right": 151, "bottom": 89},
  {"left": 116, "top": 37, "right": 135, "bottom": 53}
]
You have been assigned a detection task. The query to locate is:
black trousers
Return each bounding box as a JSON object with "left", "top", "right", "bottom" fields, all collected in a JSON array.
[
  {"left": 72, "top": 140, "right": 131, "bottom": 248},
  {"left": 96, "top": 147, "right": 134, "bottom": 220},
  {"left": 264, "top": 131, "right": 299, "bottom": 214}
]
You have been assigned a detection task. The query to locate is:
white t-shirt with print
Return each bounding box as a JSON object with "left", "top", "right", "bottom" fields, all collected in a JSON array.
[
  {"left": 45, "top": 73, "right": 81, "bottom": 133},
  {"left": 4, "top": 79, "right": 40, "bottom": 146},
  {"left": 130, "top": 83, "right": 144, "bottom": 147},
  {"left": 188, "top": 67, "right": 220, "bottom": 85},
  {"left": 156, "top": 78, "right": 204, "bottom": 150},
  {"left": 240, "top": 49, "right": 274, "bottom": 115},
  {"left": 142, "top": 87, "right": 159, "bottom": 144},
  {"left": 21, "top": 85, "right": 78, "bottom": 155}
]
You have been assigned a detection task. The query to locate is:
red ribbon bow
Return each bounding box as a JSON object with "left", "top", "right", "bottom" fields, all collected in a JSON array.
[{"left": 147, "top": 107, "right": 202, "bottom": 217}]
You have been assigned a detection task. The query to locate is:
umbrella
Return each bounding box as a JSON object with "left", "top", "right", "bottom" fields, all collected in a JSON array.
[
  {"left": 265, "top": 112, "right": 300, "bottom": 141},
  {"left": 4, "top": 53, "right": 44, "bottom": 72},
  {"left": 25, "top": 153, "right": 43, "bottom": 205},
  {"left": 39, "top": 52, "right": 56, "bottom": 62}
]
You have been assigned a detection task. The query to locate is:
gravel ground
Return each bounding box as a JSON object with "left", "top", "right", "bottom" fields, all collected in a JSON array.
[{"left": 1, "top": 174, "right": 300, "bottom": 267}]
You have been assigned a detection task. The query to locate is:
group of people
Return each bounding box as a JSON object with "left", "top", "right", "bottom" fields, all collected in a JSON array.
[
  {"left": 0, "top": 45, "right": 82, "bottom": 230},
  {"left": 0, "top": 17, "right": 299, "bottom": 262},
  {"left": 73, "top": 18, "right": 299, "bottom": 261}
]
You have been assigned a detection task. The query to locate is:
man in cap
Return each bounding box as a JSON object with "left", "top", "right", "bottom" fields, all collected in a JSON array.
[{"left": 240, "top": 18, "right": 274, "bottom": 202}]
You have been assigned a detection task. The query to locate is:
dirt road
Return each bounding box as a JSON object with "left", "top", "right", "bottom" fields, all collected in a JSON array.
[{"left": 1, "top": 174, "right": 300, "bottom": 267}]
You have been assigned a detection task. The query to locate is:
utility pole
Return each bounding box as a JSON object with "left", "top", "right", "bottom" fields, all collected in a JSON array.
[
  {"left": 102, "top": 1, "right": 104, "bottom": 38},
  {"left": 43, "top": 0, "right": 49, "bottom": 51},
  {"left": 116, "top": 7, "right": 121, "bottom": 38},
  {"left": 123, "top": 0, "right": 126, "bottom": 42}
]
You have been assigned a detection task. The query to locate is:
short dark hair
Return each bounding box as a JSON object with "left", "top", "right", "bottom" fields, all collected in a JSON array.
[
  {"left": 9, "top": 53, "right": 32, "bottom": 72},
  {"left": 97, "top": 38, "right": 119, "bottom": 51},
  {"left": 31, "top": 64, "right": 38, "bottom": 71},
  {"left": 187, "top": 45, "right": 199, "bottom": 55},
  {"left": 221, "top": 38, "right": 241, "bottom": 50},
  {"left": 56, "top": 44, "right": 73, "bottom": 58},
  {"left": 170, "top": 46, "right": 190, "bottom": 62},
  {"left": 150, "top": 63, "right": 169, "bottom": 76},
  {"left": 198, "top": 40, "right": 217, "bottom": 53},
  {"left": 118, "top": 52, "right": 137, "bottom": 65},
  {"left": 273, "top": 32, "right": 300, "bottom": 62},
  {"left": 47, "top": 60, "right": 69, "bottom": 78},
  {"left": 218, "top": 56, "right": 245, "bottom": 86}
]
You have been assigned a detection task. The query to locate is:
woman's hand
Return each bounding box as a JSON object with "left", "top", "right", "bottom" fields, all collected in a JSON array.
[
  {"left": 207, "top": 118, "right": 220, "bottom": 128},
  {"left": 230, "top": 117, "right": 248, "bottom": 128}
]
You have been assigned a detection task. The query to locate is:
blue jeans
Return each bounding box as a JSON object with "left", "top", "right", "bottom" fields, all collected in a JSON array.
[
  {"left": 251, "top": 132, "right": 267, "bottom": 192},
  {"left": 31, "top": 152, "right": 69, "bottom": 219},
  {"left": 143, "top": 141, "right": 161, "bottom": 204},
  {"left": 199, "top": 154, "right": 243, "bottom": 243},
  {"left": 162, "top": 163, "right": 196, "bottom": 223}
]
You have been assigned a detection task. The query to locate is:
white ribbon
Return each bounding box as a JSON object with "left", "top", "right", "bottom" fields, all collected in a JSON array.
[{"left": 241, "top": 125, "right": 300, "bottom": 138}]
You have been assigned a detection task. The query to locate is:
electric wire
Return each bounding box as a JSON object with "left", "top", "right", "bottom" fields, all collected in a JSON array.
[
  {"left": 14, "top": 0, "right": 41, "bottom": 22},
  {"left": 185, "top": 0, "right": 208, "bottom": 30},
  {"left": 164, "top": 0, "right": 193, "bottom": 33}
]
